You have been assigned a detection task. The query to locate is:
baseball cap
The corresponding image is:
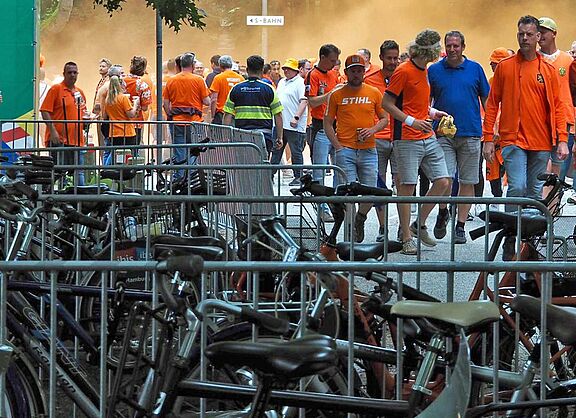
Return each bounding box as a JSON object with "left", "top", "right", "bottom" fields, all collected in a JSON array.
[
  {"left": 489, "top": 47, "right": 510, "bottom": 64},
  {"left": 281, "top": 58, "right": 299, "bottom": 72},
  {"left": 344, "top": 54, "right": 366, "bottom": 70},
  {"left": 538, "top": 17, "right": 558, "bottom": 32}
]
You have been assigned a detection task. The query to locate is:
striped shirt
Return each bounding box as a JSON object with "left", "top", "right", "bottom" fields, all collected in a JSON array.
[{"left": 223, "top": 77, "right": 283, "bottom": 131}]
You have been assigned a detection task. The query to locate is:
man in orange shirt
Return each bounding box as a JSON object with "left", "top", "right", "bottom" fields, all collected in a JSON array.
[
  {"left": 124, "top": 56, "right": 152, "bottom": 145},
  {"left": 210, "top": 55, "right": 243, "bottom": 125},
  {"left": 305, "top": 43, "right": 341, "bottom": 222},
  {"left": 163, "top": 52, "right": 211, "bottom": 178},
  {"left": 483, "top": 15, "right": 568, "bottom": 260},
  {"left": 325, "top": 55, "right": 387, "bottom": 242},
  {"left": 364, "top": 40, "right": 400, "bottom": 241},
  {"left": 537, "top": 17, "right": 574, "bottom": 183},
  {"left": 40, "top": 61, "right": 88, "bottom": 174},
  {"left": 357, "top": 48, "right": 380, "bottom": 78},
  {"left": 382, "top": 29, "right": 450, "bottom": 255}
]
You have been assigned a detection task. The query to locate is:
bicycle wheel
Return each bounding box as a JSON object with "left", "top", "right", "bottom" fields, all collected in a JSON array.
[
  {"left": 4, "top": 350, "right": 48, "bottom": 418},
  {"left": 167, "top": 323, "right": 353, "bottom": 418}
]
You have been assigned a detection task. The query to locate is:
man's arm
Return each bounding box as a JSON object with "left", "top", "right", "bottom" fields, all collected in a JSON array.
[
  {"left": 323, "top": 113, "right": 340, "bottom": 150},
  {"left": 381, "top": 93, "right": 432, "bottom": 133},
  {"left": 41, "top": 111, "right": 61, "bottom": 145},
  {"left": 480, "top": 96, "right": 488, "bottom": 112},
  {"left": 308, "top": 92, "right": 330, "bottom": 109},
  {"left": 273, "top": 113, "right": 283, "bottom": 148},
  {"left": 162, "top": 98, "right": 172, "bottom": 117},
  {"left": 222, "top": 112, "right": 234, "bottom": 126},
  {"left": 209, "top": 92, "right": 218, "bottom": 117}
]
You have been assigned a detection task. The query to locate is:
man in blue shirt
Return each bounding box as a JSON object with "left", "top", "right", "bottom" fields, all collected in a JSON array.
[
  {"left": 223, "top": 55, "right": 283, "bottom": 156},
  {"left": 428, "top": 30, "right": 490, "bottom": 244}
]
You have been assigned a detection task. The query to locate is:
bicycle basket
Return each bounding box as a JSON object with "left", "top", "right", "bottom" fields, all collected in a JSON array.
[
  {"left": 116, "top": 202, "right": 182, "bottom": 240},
  {"left": 234, "top": 214, "right": 321, "bottom": 261},
  {"left": 189, "top": 168, "right": 227, "bottom": 195}
]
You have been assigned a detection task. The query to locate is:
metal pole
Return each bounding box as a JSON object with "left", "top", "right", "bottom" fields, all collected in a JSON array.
[
  {"left": 155, "top": 10, "right": 163, "bottom": 165},
  {"left": 261, "top": 0, "right": 268, "bottom": 60}
]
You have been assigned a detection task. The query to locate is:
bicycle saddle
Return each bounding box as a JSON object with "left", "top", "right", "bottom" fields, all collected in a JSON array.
[
  {"left": 391, "top": 300, "right": 500, "bottom": 329},
  {"left": 336, "top": 241, "right": 403, "bottom": 261},
  {"left": 153, "top": 243, "right": 224, "bottom": 262},
  {"left": 478, "top": 210, "right": 547, "bottom": 239},
  {"left": 59, "top": 185, "right": 110, "bottom": 195},
  {"left": 205, "top": 334, "right": 337, "bottom": 380},
  {"left": 100, "top": 169, "right": 138, "bottom": 181},
  {"left": 510, "top": 295, "right": 576, "bottom": 346}
]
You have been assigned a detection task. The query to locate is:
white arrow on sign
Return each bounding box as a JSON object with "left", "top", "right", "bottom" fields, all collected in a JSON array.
[{"left": 246, "top": 15, "right": 285, "bottom": 26}]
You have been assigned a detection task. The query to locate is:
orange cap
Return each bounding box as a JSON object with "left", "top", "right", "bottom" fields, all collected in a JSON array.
[
  {"left": 489, "top": 48, "right": 510, "bottom": 64},
  {"left": 344, "top": 54, "right": 365, "bottom": 70}
]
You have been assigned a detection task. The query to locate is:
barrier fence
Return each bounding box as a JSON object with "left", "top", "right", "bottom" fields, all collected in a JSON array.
[
  {"left": 0, "top": 188, "right": 573, "bottom": 417},
  {"left": 0, "top": 118, "right": 574, "bottom": 416}
]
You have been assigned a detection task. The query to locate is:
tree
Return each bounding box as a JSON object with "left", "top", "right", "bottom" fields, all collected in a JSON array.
[{"left": 92, "top": 0, "right": 206, "bottom": 32}]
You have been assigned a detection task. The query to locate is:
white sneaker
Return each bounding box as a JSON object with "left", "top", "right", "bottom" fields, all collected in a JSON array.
[
  {"left": 411, "top": 203, "right": 417, "bottom": 213},
  {"left": 489, "top": 203, "right": 500, "bottom": 212}
]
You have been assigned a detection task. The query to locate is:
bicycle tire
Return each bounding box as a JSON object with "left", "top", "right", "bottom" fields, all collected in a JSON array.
[{"left": 4, "top": 350, "right": 48, "bottom": 418}]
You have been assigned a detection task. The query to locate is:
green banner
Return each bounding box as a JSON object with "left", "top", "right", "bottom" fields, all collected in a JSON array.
[{"left": 0, "top": 0, "right": 35, "bottom": 119}]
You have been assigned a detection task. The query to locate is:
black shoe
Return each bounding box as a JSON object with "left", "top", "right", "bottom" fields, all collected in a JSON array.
[
  {"left": 502, "top": 236, "right": 516, "bottom": 261},
  {"left": 434, "top": 210, "right": 450, "bottom": 239},
  {"left": 454, "top": 225, "right": 467, "bottom": 244}
]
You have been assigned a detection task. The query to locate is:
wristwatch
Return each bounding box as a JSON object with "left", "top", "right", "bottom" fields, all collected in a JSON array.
[{"left": 293, "top": 116, "right": 300, "bottom": 120}]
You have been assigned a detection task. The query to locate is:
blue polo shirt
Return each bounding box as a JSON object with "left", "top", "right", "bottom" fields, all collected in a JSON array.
[{"left": 428, "top": 57, "right": 490, "bottom": 138}]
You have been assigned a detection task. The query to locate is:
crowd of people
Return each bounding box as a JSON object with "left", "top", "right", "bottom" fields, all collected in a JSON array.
[{"left": 33, "top": 15, "right": 576, "bottom": 257}]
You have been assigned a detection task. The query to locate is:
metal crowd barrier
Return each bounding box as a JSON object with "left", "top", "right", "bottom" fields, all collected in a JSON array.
[{"left": 0, "top": 190, "right": 570, "bottom": 417}]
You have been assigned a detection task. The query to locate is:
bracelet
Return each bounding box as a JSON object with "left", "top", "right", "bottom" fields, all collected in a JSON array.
[{"left": 405, "top": 115, "right": 416, "bottom": 127}]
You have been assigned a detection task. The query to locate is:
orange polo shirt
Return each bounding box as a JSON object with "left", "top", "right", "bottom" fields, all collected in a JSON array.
[
  {"left": 385, "top": 60, "right": 432, "bottom": 140},
  {"left": 305, "top": 66, "right": 340, "bottom": 120},
  {"left": 483, "top": 53, "right": 567, "bottom": 150},
  {"left": 364, "top": 70, "right": 391, "bottom": 140},
  {"left": 210, "top": 69, "right": 244, "bottom": 113},
  {"left": 163, "top": 72, "right": 210, "bottom": 123},
  {"left": 40, "top": 82, "right": 87, "bottom": 147},
  {"left": 326, "top": 83, "right": 385, "bottom": 149},
  {"left": 541, "top": 50, "right": 574, "bottom": 128}
]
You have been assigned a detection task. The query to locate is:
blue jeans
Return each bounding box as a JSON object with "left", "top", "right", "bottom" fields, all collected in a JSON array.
[
  {"left": 312, "top": 129, "right": 335, "bottom": 213},
  {"left": 270, "top": 129, "right": 305, "bottom": 177},
  {"left": 559, "top": 133, "right": 575, "bottom": 190},
  {"left": 335, "top": 147, "right": 378, "bottom": 186},
  {"left": 173, "top": 124, "right": 193, "bottom": 179},
  {"left": 501, "top": 145, "right": 549, "bottom": 212}
]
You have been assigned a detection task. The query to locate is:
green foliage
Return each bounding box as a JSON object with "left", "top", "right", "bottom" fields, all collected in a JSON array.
[{"left": 93, "top": 0, "right": 206, "bottom": 31}]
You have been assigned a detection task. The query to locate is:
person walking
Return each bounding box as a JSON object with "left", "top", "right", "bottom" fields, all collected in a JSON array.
[
  {"left": 428, "top": 30, "right": 490, "bottom": 244},
  {"left": 482, "top": 15, "right": 568, "bottom": 260},
  {"left": 209, "top": 55, "right": 243, "bottom": 125},
  {"left": 382, "top": 29, "right": 451, "bottom": 255}
]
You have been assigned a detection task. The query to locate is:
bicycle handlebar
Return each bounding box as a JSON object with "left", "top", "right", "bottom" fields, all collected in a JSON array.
[
  {"left": 62, "top": 206, "right": 108, "bottom": 231},
  {"left": 335, "top": 182, "right": 392, "bottom": 197}
]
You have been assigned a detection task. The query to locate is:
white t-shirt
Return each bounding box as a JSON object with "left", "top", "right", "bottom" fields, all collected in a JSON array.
[{"left": 277, "top": 75, "right": 307, "bottom": 133}]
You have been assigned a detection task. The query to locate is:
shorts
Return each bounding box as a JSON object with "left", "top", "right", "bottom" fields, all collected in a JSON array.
[
  {"left": 437, "top": 136, "right": 481, "bottom": 184},
  {"left": 376, "top": 139, "right": 397, "bottom": 177},
  {"left": 393, "top": 137, "right": 449, "bottom": 185},
  {"left": 335, "top": 147, "right": 378, "bottom": 186}
]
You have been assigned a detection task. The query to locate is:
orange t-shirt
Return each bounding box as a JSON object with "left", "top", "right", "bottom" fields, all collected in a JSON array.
[
  {"left": 326, "top": 83, "right": 385, "bottom": 149},
  {"left": 163, "top": 72, "right": 210, "bottom": 123},
  {"left": 542, "top": 50, "right": 574, "bottom": 128},
  {"left": 210, "top": 69, "right": 244, "bottom": 113},
  {"left": 305, "top": 66, "right": 340, "bottom": 120},
  {"left": 124, "top": 74, "right": 153, "bottom": 124},
  {"left": 104, "top": 94, "right": 136, "bottom": 138},
  {"left": 385, "top": 60, "right": 431, "bottom": 140},
  {"left": 40, "top": 82, "right": 87, "bottom": 147},
  {"left": 364, "top": 70, "right": 391, "bottom": 140}
]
